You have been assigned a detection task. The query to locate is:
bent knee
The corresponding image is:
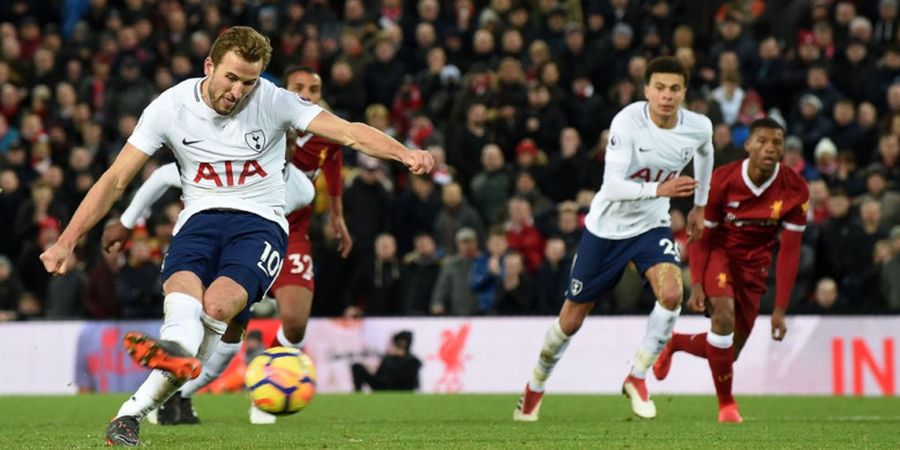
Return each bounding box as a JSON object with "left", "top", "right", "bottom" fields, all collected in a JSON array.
[
  {"left": 653, "top": 263, "right": 683, "bottom": 310},
  {"left": 658, "top": 289, "right": 682, "bottom": 310}
]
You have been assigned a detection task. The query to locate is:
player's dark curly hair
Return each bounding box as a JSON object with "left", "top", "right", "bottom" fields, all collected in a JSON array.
[
  {"left": 645, "top": 56, "right": 690, "bottom": 86},
  {"left": 749, "top": 117, "right": 785, "bottom": 136},
  {"left": 283, "top": 65, "right": 319, "bottom": 82}
]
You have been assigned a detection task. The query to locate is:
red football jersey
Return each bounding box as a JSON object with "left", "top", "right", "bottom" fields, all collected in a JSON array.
[
  {"left": 703, "top": 160, "right": 809, "bottom": 268},
  {"left": 288, "top": 133, "right": 343, "bottom": 235}
]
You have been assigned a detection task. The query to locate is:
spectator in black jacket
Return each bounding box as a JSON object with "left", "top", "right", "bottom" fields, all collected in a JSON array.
[
  {"left": 351, "top": 330, "right": 422, "bottom": 391},
  {"left": 536, "top": 238, "right": 569, "bottom": 315},
  {"left": 115, "top": 235, "right": 162, "bottom": 319},
  {"left": 0, "top": 256, "right": 23, "bottom": 322},
  {"left": 399, "top": 233, "right": 440, "bottom": 316}
]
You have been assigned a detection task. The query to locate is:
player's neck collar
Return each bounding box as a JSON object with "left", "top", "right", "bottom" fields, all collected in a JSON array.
[
  {"left": 191, "top": 77, "right": 220, "bottom": 119},
  {"left": 192, "top": 77, "right": 232, "bottom": 120},
  {"left": 741, "top": 158, "right": 779, "bottom": 196}
]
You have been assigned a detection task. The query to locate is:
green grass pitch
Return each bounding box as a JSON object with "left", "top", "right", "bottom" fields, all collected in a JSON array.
[{"left": 0, "top": 394, "right": 897, "bottom": 449}]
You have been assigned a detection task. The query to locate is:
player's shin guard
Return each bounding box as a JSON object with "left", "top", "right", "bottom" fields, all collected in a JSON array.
[
  {"left": 529, "top": 319, "right": 571, "bottom": 392},
  {"left": 631, "top": 302, "right": 681, "bottom": 378},
  {"left": 159, "top": 293, "right": 204, "bottom": 356},
  {"left": 671, "top": 332, "right": 708, "bottom": 358},
  {"left": 180, "top": 341, "right": 242, "bottom": 398},
  {"left": 275, "top": 324, "right": 303, "bottom": 349},
  {"left": 706, "top": 332, "right": 735, "bottom": 406},
  {"left": 116, "top": 369, "right": 185, "bottom": 420}
]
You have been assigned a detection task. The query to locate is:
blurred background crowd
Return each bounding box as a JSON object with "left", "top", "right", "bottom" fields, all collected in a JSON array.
[{"left": 1, "top": 0, "right": 900, "bottom": 322}]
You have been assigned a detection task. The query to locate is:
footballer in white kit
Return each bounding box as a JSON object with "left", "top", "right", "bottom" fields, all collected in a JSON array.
[
  {"left": 128, "top": 74, "right": 321, "bottom": 314},
  {"left": 514, "top": 57, "right": 713, "bottom": 422},
  {"left": 39, "top": 27, "right": 432, "bottom": 447}
]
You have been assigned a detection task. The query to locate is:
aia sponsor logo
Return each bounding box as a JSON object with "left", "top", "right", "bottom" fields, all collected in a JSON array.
[
  {"left": 193, "top": 160, "right": 268, "bottom": 187},
  {"left": 629, "top": 168, "right": 678, "bottom": 182}
]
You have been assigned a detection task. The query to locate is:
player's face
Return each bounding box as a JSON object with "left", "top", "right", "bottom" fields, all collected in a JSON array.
[
  {"left": 644, "top": 73, "right": 686, "bottom": 124},
  {"left": 285, "top": 71, "right": 322, "bottom": 104},
  {"left": 745, "top": 127, "right": 784, "bottom": 173},
  {"left": 204, "top": 50, "right": 263, "bottom": 115}
]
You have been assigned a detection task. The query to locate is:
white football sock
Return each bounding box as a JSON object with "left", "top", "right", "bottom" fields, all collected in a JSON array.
[
  {"left": 196, "top": 313, "right": 227, "bottom": 363},
  {"left": 116, "top": 370, "right": 184, "bottom": 419},
  {"left": 706, "top": 331, "right": 734, "bottom": 349},
  {"left": 528, "top": 318, "right": 572, "bottom": 392},
  {"left": 631, "top": 302, "right": 681, "bottom": 379},
  {"left": 180, "top": 341, "right": 242, "bottom": 398},
  {"left": 276, "top": 325, "right": 304, "bottom": 349},
  {"left": 159, "top": 293, "right": 204, "bottom": 356}
]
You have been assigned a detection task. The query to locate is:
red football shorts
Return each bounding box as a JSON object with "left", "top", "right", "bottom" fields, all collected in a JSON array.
[
  {"left": 270, "top": 232, "right": 315, "bottom": 293},
  {"left": 702, "top": 248, "right": 768, "bottom": 338}
]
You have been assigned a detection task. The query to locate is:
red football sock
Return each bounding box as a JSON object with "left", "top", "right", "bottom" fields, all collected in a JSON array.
[
  {"left": 707, "top": 343, "right": 735, "bottom": 406},
  {"left": 672, "top": 332, "right": 708, "bottom": 358}
]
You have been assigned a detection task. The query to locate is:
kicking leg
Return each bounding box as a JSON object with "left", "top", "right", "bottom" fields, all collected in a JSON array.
[{"left": 108, "top": 273, "right": 207, "bottom": 445}]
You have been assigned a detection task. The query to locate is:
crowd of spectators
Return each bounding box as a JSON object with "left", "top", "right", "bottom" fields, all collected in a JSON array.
[{"left": 1, "top": 0, "right": 900, "bottom": 322}]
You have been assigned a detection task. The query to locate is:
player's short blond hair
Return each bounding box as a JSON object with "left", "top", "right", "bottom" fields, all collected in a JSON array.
[{"left": 210, "top": 26, "right": 272, "bottom": 70}]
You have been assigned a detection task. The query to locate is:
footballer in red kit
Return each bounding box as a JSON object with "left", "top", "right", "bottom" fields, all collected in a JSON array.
[
  {"left": 271, "top": 134, "right": 345, "bottom": 292},
  {"left": 653, "top": 118, "right": 809, "bottom": 423},
  {"left": 269, "top": 66, "right": 353, "bottom": 348}
]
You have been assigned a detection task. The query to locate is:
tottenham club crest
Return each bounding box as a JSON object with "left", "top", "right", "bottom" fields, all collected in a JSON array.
[
  {"left": 245, "top": 130, "right": 266, "bottom": 152},
  {"left": 570, "top": 278, "right": 583, "bottom": 296},
  {"left": 680, "top": 147, "right": 693, "bottom": 163}
]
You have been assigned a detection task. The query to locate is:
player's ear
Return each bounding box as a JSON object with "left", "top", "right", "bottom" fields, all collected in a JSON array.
[{"left": 204, "top": 57, "right": 214, "bottom": 77}]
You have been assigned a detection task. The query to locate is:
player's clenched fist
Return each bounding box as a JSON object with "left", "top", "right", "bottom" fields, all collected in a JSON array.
[
  {"left": 40, "top": 243, "right": 75, "bottom": 275},
  {"left": 657, "top": 176, "right": 698, "bottom": 198},
  {"left": 403, "top": 149, "right": 434, "bottom": 175},
  {"left": 687, "top": 283, "right": 707, "bottom": 312},
  {"left": 102, "top": 220, "right": 132, "bottom": 254},
  {"left": 685, "top": 205, "right": 705, "bottom": 243}
]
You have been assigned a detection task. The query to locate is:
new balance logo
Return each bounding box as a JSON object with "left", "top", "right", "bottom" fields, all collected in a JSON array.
[
  {"left": 716, "top": 373, "right": 733, "bottom": 382},
  {"left": 182, "top": 138, "right": 203, "bottom": 146}
]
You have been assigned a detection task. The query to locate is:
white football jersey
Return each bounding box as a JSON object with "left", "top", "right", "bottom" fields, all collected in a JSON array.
[
  {"left": 585, "top": 101, "right": 713, "bottom": 239},
  {"left": 119, "top": 162, "right": 316, "bottom": 230},
  {"left": 128, "top": 77, "right": 324, "bottom": 234}
]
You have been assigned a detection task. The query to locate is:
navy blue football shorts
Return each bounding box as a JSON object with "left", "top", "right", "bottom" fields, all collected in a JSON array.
[
  {"left": 161, "top": 210, "right": 287, "bottom": 323},
  {"left": 565, "top": 227, "right": 680, "bottom": 303}
]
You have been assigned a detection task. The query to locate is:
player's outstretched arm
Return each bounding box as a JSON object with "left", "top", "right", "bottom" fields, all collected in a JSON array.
[
  {"left": 41, "top": 144, "right": 149, "bottom": 274},
  {"left": 305, "top": 110, "right": 434, "bottom": 175}
]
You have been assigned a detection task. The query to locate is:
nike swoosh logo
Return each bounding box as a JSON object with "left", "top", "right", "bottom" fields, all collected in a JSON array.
[
  {"left": 182, "top": 138, "right": 203, "bottom": 146},
  {"left": 638, "top": 148, "right": 652, "bottom": 152}
]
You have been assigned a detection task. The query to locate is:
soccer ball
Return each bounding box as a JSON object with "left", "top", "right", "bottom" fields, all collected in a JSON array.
[{"left": 244, "top": 346, "right": 317, "bottom": 415}]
